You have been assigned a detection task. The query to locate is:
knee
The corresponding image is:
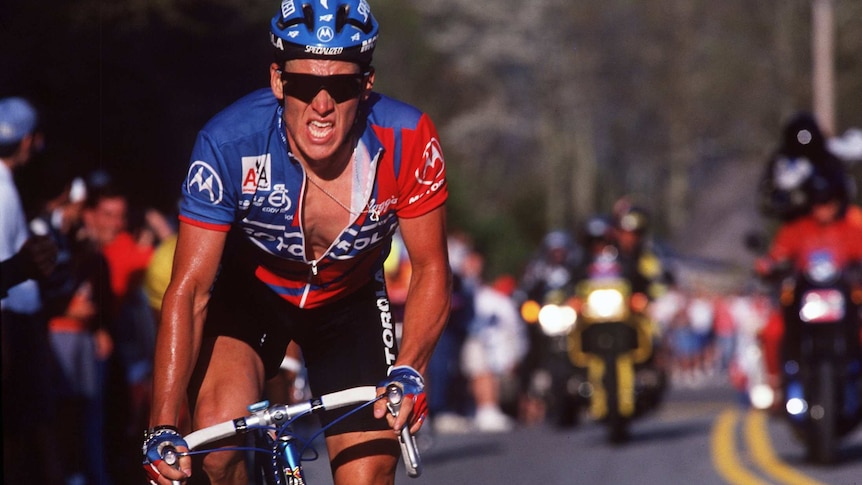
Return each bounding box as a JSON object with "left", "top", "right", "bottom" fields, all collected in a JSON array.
[
  {"left": 193, "top": 401, "right": 249, "bottom": 483},
  {"left": 201, "top": 446, "right": 245, "bottom": 484}
]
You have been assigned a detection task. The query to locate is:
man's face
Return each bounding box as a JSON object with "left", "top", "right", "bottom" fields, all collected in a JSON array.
[
  {"left": 812, "top": 200, "right": 840, "bottom": 224},
  {"left": 85, "top": 196, "right": 127, "bottom": 246},
  {"left": 270, "top": 59, "right": 373, "bottom": 165}
]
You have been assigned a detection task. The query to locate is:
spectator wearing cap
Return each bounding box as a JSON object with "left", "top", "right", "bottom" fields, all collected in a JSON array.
[
  {"left": 1, "top": 96, "right": 54, "bottom": 299},
  {"left": 1, "top": 96, "right": 63, "bottom": 483}
]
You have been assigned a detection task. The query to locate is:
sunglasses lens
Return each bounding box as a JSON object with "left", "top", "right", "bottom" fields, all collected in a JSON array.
[{"left": 281, "top": 73, "right": 363, "bottom": 103}]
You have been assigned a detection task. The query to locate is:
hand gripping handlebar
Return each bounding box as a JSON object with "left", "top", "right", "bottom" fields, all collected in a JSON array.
[
  {"left": 385, "top": 383, "right": 423, "bottom": 477},
  {"left": 161, "top": 385, "right": 422, "bottom": 483}
]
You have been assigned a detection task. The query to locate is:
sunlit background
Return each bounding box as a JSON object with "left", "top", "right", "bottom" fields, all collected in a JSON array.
[{"left": 3, "top": 0, "right": 861, "bottom": 284}]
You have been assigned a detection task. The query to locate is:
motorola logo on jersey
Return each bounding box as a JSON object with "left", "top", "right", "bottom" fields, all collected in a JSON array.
[
  {"left": 187, "top": 161, "right": 224, "bottom": 205},
  {"left": 416, "top": 137, "right": 445, "bottom": 185}
]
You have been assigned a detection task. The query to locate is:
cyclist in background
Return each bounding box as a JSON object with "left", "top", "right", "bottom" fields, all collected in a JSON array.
[{"left": 143, "top": 1, "right": 451, "bottom": 484}]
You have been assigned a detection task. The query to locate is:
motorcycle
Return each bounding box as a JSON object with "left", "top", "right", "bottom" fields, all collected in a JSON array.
[
  {"left": 566, "top": 247, "right": 666, "bottom": 443},
  {"left": 519, "top": 285, "right": 584, "bottom": 428},
  {"left": 772, "top": 250, "right": 862, "bottom": 463}
]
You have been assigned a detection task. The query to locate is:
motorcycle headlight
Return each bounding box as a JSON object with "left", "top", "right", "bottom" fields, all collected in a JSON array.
[
  {"left": 583, "top": 288, "right": 627, "bottom": 321},
  {"left": 799, "top": 289, "right": 845, "bottom": 323},
  {"left": 537, "top": 304, "right": 577, "bottom": 336}
]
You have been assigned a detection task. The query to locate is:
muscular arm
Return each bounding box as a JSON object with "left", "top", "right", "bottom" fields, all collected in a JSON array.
[
  {"left": 394, "top": 205, "right": 452, "bottom": 375},
  {"left": 373, "top": 205, "right": 451, "bottom": 432},
  {"left": 149, "top": 222, "right": 227, "bottom": 427}
]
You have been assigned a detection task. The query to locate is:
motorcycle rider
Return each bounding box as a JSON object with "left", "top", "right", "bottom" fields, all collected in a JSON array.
[
  {"left": 608, "top": 204, "right": 668, "bottom": 398},
  {"left": 516, "top": 229, "right": 579, "bottom": 424},
  {"left": 758, "top": 112, "right": 855, "bottom": 222},
  {"left": 519, "top": 229, "right": 580, "bottom": 301},
  {"left": 609, "top": 200, "right": 667, "bottom": 302},
  {"left": 755, "top": 174, "right": 862, "bottom": 374}
]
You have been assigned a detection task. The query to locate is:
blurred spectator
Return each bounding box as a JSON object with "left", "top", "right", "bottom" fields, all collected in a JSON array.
[
  {"left": 382, "top": 230, "right": 412, "bottom": 329},
  {"left": 33, "top": 176, "right": 115, "bottom": 484},
  {"left": 712, "top": 293, "right": 736, "bottom": 373},
  {"left": 0, "top": 96, "right": 63, "bottom": 483},
  {"left": 686, "top": 288, "right": 716, "bottom": 384},
  {"left": 1, "top": 234, "right": 56, "bottom": 297},
  {"left": 727, "top": 285, "right": 771, "bottom": 406},
  {"left": 461, "top": 268, "right": 526, "bottom": 432},
  {"left": 79, "top": 182, "right": 174, "bottom": 481}
]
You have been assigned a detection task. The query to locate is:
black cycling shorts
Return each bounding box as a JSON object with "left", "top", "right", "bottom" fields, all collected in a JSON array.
[{"left": 203, "top": 253, "right": 400, "bottom": 435}]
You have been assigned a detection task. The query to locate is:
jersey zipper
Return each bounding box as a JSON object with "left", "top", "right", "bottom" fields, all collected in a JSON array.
[{"left": 297, "top": 146, "right": 383, "bottom": 308}]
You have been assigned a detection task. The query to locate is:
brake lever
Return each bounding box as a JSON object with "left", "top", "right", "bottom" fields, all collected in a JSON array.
[
  {"left": 385, "top": 384, "right": 423, "bottom": 478},
  {"left": 162, "top": 446, "right": 183, "bottom": 485}
]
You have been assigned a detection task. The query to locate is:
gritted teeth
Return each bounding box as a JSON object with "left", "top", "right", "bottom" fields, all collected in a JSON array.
[{"left": 308, "top": 120, "right": 333, "bottom": 138}]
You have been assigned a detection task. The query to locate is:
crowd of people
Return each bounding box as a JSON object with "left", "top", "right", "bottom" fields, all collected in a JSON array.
[{"left": 2, "top": 96, "right": 177, "bottom": 484}]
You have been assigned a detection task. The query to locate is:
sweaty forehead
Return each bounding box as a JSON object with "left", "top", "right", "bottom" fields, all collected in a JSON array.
[{"left": 282, "top": 58, "right": 361, "bottom": 75}]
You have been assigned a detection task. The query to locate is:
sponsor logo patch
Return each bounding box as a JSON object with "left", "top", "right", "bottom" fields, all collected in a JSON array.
[
  {"left": 317, "top": 26, "right": 334, "bottom": 43},
  {"left": 241, "top": 154, "right": 272, "bottom": 194},
  {"left": 416, "top": 137, "right": 445, "bottom": 185},
  {"left": 187, "top": 161, "right": 224, "bottom": 205}
]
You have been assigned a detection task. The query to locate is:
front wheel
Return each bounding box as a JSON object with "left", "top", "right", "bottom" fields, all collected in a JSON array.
[
  {"left": 807, "top": 362, "right": 837, "bottom": 464},
  {"left": 605, "top": 355, "right": 630, "bottom": 444}
]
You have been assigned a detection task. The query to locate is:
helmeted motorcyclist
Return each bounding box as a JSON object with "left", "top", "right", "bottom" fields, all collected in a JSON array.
[
  {"left": 609, "top": 201, "right": 667, "bottom": 302},
  {"left": 607, "top": 203, "right": 668, "bottom": 387},
  {"left": 755, "top": 174, "right": 862, "bottom": 369},
  {"left": 519, "top": 229, "right": 580, "bottom": 302},
  {"left": 758, "top": 112, "right": 855, "bottom": 222}
]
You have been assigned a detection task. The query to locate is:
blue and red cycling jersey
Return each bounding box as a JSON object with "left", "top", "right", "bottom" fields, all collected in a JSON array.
[{"left": 179, "top": 89, "right": 447, "bottom": 308}]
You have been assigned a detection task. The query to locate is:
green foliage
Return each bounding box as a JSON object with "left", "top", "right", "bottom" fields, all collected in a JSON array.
[{"left": 4, "top": 0, "right": 862, "bottom": 274}]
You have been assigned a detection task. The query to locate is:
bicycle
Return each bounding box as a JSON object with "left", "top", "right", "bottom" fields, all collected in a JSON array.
[{"left": 158, "top": 384, "right": 422, "bottom": 485}]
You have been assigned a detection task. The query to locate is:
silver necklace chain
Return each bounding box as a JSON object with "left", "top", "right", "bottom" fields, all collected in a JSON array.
[
  {"left": 302, "top": 146, "right": 380, "bottom": 222},
  {"left": 305, "top": 174, "right": 361, "bottom": 216}
]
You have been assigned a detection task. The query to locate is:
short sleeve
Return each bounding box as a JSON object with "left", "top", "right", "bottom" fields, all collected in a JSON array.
[{"left": 395, "top": 113, "right": 448, "bottom": 219}]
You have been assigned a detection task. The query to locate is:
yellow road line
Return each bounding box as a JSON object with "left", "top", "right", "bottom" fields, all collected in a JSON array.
[
  {"left": 744, "top": 410, "right": 826, "bottom": 485},
  {"left": 711, "top": 408, "right": 770, "bottom": 485}
]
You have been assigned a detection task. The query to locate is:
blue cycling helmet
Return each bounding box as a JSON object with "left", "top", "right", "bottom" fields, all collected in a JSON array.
[{"left": 270, "top": 0, "right": 379, "bottom": 68}]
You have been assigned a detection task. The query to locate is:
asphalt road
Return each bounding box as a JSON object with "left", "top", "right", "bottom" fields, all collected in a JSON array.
[{"left": 297, "top": 382, "right": 862, "bottom": 484}]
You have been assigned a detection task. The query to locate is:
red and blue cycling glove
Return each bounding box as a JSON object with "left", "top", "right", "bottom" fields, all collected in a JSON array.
[
  {"left": 142, "top": 425, "right": 187, "bottom": 483},
  {"left": 381, "top": 365, "right": 428, "bottom": 428}
]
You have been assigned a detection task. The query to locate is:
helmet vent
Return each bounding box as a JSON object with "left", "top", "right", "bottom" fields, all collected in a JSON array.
[
  {"left": 336, "top": 4, "right": 350, "bottom": 33},
  {"left": 337, "top": 3, "right": 375, "bottom": 34},
  {"left": 301, "top": 4, "right": 315, "bottom": 31},
  {"left": 275, "top": 3, "right": 315, "bottom": 31}
]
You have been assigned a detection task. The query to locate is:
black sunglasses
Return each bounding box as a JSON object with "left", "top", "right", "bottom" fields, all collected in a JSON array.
[{"left": 278, "top": 71, "right": 367, "bottom": 104}]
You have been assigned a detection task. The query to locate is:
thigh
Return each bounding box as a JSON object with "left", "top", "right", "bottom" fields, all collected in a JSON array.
[
  {"left": 190, "top": 335, "right": 266, "bottom": 428},
  {"left": 297, "top": 279, "right": 396, "bottom": 435}
]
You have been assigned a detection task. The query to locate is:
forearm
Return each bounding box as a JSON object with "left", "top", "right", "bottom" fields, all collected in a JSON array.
[
  {"left": 395, "top": 263, "right": 451, "bottom": 376},
  {"left": 149, "top": 286, "right": 207, "bottom": 427}
]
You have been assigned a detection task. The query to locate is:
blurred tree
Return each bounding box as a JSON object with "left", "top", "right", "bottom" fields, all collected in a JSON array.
[{"left": 2, "top": 0, "right": 860, "bottom": 276}]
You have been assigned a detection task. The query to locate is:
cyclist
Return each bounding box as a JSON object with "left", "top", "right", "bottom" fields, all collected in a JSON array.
[{"left": 143, "top": 1, "right": 452, "bottom": 484}]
